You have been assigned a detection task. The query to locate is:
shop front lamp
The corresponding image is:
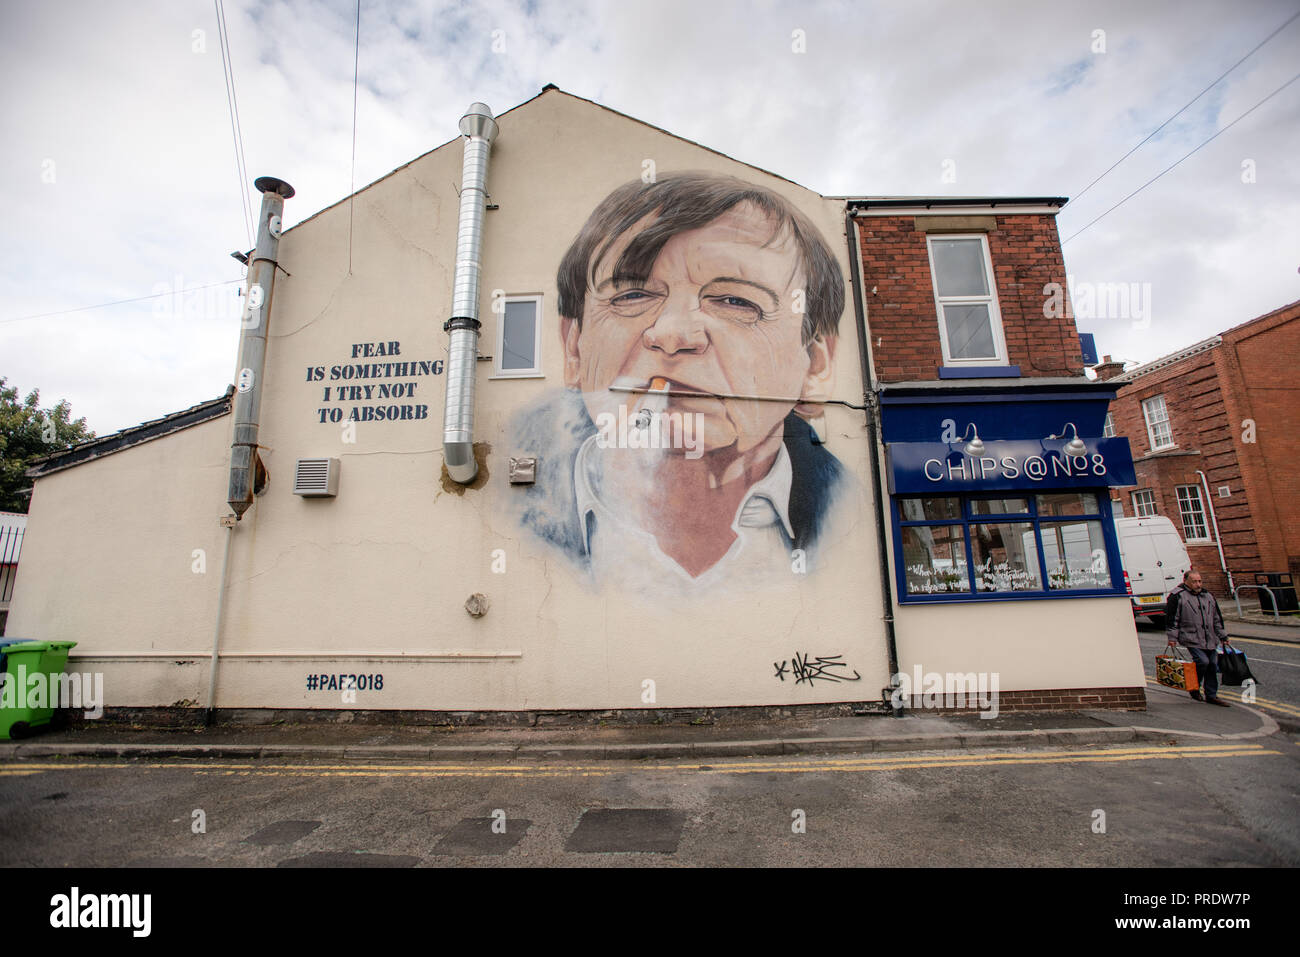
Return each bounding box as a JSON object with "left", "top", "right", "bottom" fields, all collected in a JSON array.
[
  {"left": 959, "top": 422, "right": 984, "bottom": 457},
  {"left": 1047, "top": 422, "right": 1088, "bottom": 457}
]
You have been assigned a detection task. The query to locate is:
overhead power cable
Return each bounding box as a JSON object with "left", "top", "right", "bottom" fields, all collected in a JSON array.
[
  {"left": 1068, "top": 9, "right": 1300, "bottom": 208},
  {"left": 1062, "top": 70, "right": 1300, "bottom": 244},
  {"left": 0, "top": 280, "right": 244, "bottom": 324},
  {"left": 215, "top": 0, "right": 255, "bottom": 250}
]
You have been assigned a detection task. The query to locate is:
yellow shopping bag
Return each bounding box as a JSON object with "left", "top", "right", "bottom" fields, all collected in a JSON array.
[{"left": 1155, "top": 643, "right": 1199, "bottom": 691}]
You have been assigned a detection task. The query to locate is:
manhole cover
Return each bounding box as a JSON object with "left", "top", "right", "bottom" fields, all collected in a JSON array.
[{"left": 565, "top": 809, "right": 685, "bottom": 854}]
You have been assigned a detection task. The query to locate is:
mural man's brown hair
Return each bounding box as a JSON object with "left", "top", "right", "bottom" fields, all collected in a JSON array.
[{"left": 556, "top": 171, "right": 844, "bottom": 346}]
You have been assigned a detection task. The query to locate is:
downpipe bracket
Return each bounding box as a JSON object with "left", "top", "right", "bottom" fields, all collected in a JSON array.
[{"left": 443, "top": 316, "right": 482, "bottom": 333}]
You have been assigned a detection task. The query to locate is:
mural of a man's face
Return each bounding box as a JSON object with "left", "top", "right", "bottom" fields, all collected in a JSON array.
[{"left": 561, "top": 201, "right": 836, "bottom": 458}]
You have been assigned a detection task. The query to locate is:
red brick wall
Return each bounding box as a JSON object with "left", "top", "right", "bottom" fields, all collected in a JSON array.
[
  {"left": 1218, "top": 302, "right": 1300, "bottom": 585},
  {"left": 899, "top": 686, "right": 1146, "bottom": 713},
  {"left": 1106, "top": 350, "right": 1245, "bottom": 598},
  {"left": 856, "top": 214, "right": 1085, "bottom": 382},
  {"left": 1107, "top": 300, "right": 1300, "bottom": 598}
]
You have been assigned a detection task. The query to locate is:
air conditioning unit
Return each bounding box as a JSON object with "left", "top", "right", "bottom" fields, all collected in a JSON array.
[{"left": 292, "top": 458, "right": 340, "bottom": 497}]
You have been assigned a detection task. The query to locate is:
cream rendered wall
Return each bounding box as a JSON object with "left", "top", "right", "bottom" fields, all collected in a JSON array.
[
  {"left": 13, "top": 91, "right": 892, "bottom": 711},
  {"left": 5, "top": 416, "right": 231, "bottom": 705},
  {"left": 891, "top": 597, "right": 1148, "bottom": 691}
]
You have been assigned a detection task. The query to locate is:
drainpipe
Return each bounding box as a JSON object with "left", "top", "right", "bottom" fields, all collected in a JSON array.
[
  {"left": 442, "top": 103, "right": 499, "bottom": 484},
  {"left": 228, "top": 176, "right": 295, "bottom": 517},
  {"left": 204, "top": 520, "right": 234, "bottom": 726},
  {"left": 845, "top": 212, "right": 903, "bottom": 714},
  {"left": 210, "top": 177, "right": 292, "bottom": 724},
  {"left": 1196, "top": 469, "right": 1233, "bottom": 594}
]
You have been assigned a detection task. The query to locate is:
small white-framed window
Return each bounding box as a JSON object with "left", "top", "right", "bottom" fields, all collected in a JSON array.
[
  {"left": 493, "top": 295, "right": 543, "bottom": 378},
  {"left": 1102, "top": 412, "right": 1116, "bottom": 438},
  {"left": 1131, "top": 488, "right": 1157, "bottom": 517},
  {"left": 926, "top": 234, "right": 1008, "bottom": 366},
  {"left": 1141, "top": 395, "right": 1174, "bottom": 451},
  {"left": 1175, "top": 484, "right": 1211, "bottom": 541}
]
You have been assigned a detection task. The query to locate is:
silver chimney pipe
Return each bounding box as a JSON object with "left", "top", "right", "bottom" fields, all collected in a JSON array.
[
  {"left": 228, "top": 176, "right": 295, "bottom": 518},
  {"left": 442, "top": 103, "right": 499, "bottom": 484}
]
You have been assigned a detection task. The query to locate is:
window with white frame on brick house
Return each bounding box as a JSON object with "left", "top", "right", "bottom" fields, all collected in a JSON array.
[
  {"left": 926, "top": 234, "right": 1008, "bottom": 365},
  {"left": 1132, "top": 488, "right": 1157, "bottom": 517},
  {"left": 1103, "top": 412, "right": 1115, "bottom": 437},
  {"left": 1141, "top": 395, "right": 1174, "bottom": 451},
  {"left": 1175, "top": 484, "right": 1211, "bottom": 542}
]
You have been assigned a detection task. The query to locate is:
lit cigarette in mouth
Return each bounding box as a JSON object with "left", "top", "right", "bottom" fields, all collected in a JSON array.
[{"left": 635, "top": 377, "right": 670, "bottom": 428}]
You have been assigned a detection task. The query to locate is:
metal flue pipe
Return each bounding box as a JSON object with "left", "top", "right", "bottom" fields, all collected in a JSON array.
[
  {"left": 228, "top": 176, "right": 294, "bottom": 518},
  {"left": 442, "top": 103, "right": 498, "bottom": 484}
]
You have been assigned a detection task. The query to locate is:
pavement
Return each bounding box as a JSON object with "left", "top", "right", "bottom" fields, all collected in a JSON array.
[
  {"left": 1222, "top": 599, "right": 1300, "bottom": 630},
  {"left": 1223, "top": 616, "right": 1300, "bottom": 638},
  {"left": 0, "top": 680, "right": 1283, "bottom": 762}
]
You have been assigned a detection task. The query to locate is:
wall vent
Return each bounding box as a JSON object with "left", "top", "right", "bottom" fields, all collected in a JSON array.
[{"left": 293, "top": 458, "right": 339, "bottom": 497}]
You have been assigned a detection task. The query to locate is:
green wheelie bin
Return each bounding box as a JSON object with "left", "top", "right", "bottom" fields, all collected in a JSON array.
[{"left": 0, "top": 639, "right": 78, "bottom": 740}]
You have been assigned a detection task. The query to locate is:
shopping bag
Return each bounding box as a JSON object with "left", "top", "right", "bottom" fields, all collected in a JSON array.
[
  {"left": 1218, "top": 644, "right": 1257, "bottom": 686},
  {"left": 1155, "top": 643, "right": 1199, "bottom": 691}
]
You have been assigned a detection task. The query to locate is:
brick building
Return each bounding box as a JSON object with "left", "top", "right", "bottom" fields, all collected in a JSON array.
[
  {"left": 851, "top": 203, "right": 1086, "bottom": 381},
  {"left": 1095, "top": 299, "right": 1300, "bottom": 600},
  {"left": 849, "top": 198, "right": 1142, "bottom": 710}
]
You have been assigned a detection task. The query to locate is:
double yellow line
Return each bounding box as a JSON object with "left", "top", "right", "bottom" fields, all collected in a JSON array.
[
  {"left": 0, "top": 743, "right": 1280, "bottom": 779},
  {"left": 1224, "top": 635, "right": 1299, "bottom": 649},
  {"left": 1216, "top": 688, "right": 1300, "bottom": 719}
]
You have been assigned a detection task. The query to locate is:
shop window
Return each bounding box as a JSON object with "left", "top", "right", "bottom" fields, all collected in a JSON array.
[
  {"left": 970, "top": 496, "right": 1029, "bottom": 516},
  {"left": 1037, "top": 491, "right": 1093, "bottom": 517},
  {"left": 1102, "top": 412, "right": 1115, "bottom": 438},
  {"left": 901, "top": 523, "right": 971, "bottom": 595},
  {"left": 1131, "top": 489, "right": 1157, "bottom": 517},
  {"left": 493, "top": 295, "right": 543, "bottom": 377},
  {"left": 1175, "top": 484, "right": 1211, "bottom": 541},
  {"left": 926, "top": 235, "right": 1008, "bottom": 366},
  {"left": 900, "top": 497, "right": 963, "bottom": 521},
  {"left": 1141, "top": 395, "right": 1174, "bottom": 451},
  {"left": 894, "top": 490, "right": 1122, "bottom": 602},
  {"left": 972, "top": 521, "right": 1041, "bottom": 592},
  {"left": 1040, "top": 519, "right": 1109, "bottom": 590}
]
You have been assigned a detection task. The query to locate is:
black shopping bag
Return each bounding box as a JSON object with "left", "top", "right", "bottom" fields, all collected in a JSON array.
[{"left": 1219, "top": 644, "right": 1257, "bottom": 686}]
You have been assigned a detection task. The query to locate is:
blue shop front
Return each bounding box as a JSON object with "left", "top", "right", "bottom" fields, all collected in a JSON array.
[{"left": 877, "top": 379, "right": 1146, "bottom": 705}]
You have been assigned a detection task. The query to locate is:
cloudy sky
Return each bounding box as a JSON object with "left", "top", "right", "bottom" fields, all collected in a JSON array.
[{"left": 2, "top": 0, "right": 1297, "bottom": 435}]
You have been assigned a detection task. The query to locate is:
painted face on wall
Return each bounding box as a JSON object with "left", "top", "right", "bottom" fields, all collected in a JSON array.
[{"left": 560, "top": 202, "right": 835, "bottom": 457}]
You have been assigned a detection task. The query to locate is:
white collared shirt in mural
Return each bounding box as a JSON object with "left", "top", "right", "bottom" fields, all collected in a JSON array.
[{"left": 574, "top": 434, "right": 798, "bottom": 591}]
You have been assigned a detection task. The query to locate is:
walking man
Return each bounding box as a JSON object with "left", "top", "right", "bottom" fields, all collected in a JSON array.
[{"left": 1166, "top": 570, "right": 1230, "bottom": 706}]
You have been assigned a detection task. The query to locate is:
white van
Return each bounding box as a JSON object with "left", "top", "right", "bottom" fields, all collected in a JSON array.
[{"left": 1114, "top": 516, "right": 1193, "bottom": 626}]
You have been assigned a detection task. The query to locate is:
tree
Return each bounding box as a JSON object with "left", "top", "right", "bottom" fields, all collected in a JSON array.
[{"left": 0, "top": 377, "right": 95, "bottom": 512}]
